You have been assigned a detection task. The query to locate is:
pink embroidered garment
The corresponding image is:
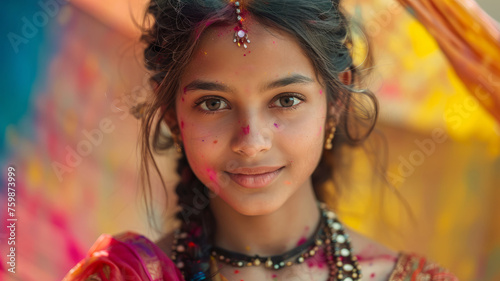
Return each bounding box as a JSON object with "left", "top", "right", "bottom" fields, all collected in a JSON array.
[
  {"left": 62, "top": 232, "right": 183, "bottom": 281},
  {"left": 63, "top": 232, "right": 458, "bottom": 281}
]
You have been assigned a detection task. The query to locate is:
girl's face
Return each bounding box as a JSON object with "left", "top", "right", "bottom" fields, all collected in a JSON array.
[{"left": 175, "top": 21, "right": 330, "bottom": 216}]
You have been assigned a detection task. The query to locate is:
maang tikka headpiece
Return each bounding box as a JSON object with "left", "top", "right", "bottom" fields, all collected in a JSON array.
[{"left": 232, "top": 1, "right": 251, "bottom": 48}]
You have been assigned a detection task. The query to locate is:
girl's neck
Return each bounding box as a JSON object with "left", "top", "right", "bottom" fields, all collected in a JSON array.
[{"left": 209, "top": 181, "right": 320, "bottom": 257}]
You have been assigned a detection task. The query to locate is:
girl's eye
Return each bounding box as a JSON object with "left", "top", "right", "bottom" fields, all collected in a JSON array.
[
  {"left": 272, "top": 94, "right": 304, "bottom": 108},
  {"left": 199, "top": 98, "right": 229, "bottom": 111}
]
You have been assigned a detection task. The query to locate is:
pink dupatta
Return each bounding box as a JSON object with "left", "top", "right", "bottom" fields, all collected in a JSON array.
[{"left": 62, "top": 232, "right": 184, "bottom": 281}]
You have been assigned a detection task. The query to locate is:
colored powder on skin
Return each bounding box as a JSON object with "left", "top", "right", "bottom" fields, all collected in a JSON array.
[
  {"left": 272, "top": 274, "right": 277, "bottom": 278},
  {"left": 274, "top": 123, "right": 279, "bottom": 129},
  {"left": 306, "top": 248, "right": 326, "bottom": 269},
  {"left": 181, "top": 121, "right": 185, "bottom": 129},
  {"left": 234, "top": 270, "right": 240, "bottom": 274},
  {"left": 319, "top": 89, "right": 323, "bottom": 95},
  {"left": 317, "top": 125, "right": 322, "bottom": 136},
  {"left": 202, "top": 140, "right": 205, "bottom": 142},
  {"left": 284, "top": 181, "right": 291, "bottom": 185},
  {"left": 242, "top": 125, "right": 250, "bottom": 135},
  {"left": 370, "top": 273, "right": 376, "bottom": 278},
  {"left": 181, "top": 97, "right": 185, "bottom": 102},
  {"left": 207, "top": 168, "right": 217, "bottom": 182},
  {"left": 243, "top": 54, "right": 246, "bottom": 56},
  {"left": 296, "top": 236, "right": 307, "bottom": 246},
  {"left": 213, "top": 140, "right": 218, "bottom": 144},
  {"left": 245, "top": 246, "right": 251, "bottom": 251}
]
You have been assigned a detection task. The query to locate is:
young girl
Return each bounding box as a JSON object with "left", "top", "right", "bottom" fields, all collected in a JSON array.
[{"left": 63, "top": 0, "right": 459, "bottom": 280}]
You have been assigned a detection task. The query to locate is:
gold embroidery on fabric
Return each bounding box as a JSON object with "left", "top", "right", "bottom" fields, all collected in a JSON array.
[
  {"left": 102, "top": 264, "right": 111, "bottom": 279},
  {"left": 84, "top": 273, "right": 102, "bottom": 281}
]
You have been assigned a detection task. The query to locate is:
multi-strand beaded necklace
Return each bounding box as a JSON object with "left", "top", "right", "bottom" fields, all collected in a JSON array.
[{"left": 170, "top": 202, "right": 362, "bottom": 281}]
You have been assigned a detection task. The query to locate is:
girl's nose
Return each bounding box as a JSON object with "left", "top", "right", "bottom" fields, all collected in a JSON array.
[{"left": 231, "top": 117, "right": 273, "bottom": 158}]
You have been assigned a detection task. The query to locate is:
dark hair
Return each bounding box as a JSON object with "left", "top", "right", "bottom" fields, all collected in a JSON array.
[{"left": 137, "top": 0, "right": 390, "bottom": 279}]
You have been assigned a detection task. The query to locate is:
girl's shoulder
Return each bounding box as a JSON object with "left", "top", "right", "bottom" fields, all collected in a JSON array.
[
  {"left": 62, "top": 231, "right": 184, "bottom": 281},
  {"left": 344, "top": 226, "right": 458, "bottom": 281}
]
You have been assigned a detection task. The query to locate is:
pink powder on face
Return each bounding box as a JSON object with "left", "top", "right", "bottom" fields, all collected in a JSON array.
[
  {"left": 274, "top": 123, "right": 279, "bottom": 129},
  {"left": 181, "top": 97, "right": 185, "bottom": 102},
  {"left": 241, "top": 125, "right": 250, "bottom": 135},
  {"left": 213, "top": 140, "right": 218, "bottom": 144},
  {"left": 181, "top": 120, "right": 185, "bottom": 129},
  {"left": 370, "top": 273, "right": 375, "bottom": 278},
  {"left": 234, "top": 270, "right": 240, "bottom": 274},
  {"left": 284, "top": 180, "right": 291, "bottom": 185},
  {"left": 207, "top": 168, "right": 217, "bottom": 182},
  {"left": 271, "top": 274, "right": 277, "bottom": 278},
  {"left": 319, "top": 89, "right": 323, "bottom": 95},
  {"left": 317, "top": 126, "right": 322, "bottom": 136}
]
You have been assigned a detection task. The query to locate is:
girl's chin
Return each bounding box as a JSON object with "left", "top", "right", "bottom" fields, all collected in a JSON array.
[{"left": 221, "top": 195, "right": 284, "bottom": 217}]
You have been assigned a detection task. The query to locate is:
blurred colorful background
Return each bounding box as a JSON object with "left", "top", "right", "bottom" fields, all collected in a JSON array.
[{"left": 0, "top": 0, "right": 499, "bottom": 280}]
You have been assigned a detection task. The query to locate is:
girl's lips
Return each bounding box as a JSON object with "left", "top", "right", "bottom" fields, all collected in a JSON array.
[{"left": 227, "top": 167, "right": 284, "bottom": 189}]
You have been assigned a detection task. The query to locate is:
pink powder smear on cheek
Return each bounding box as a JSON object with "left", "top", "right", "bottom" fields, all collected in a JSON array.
[
  {"left": 319, "top": 89, "right": 323, "bottom": 95},
  {"left": 317, "top": 126, "right": 322, "bottom": 136},
  {"left": 241, "top": 125, "right": 250, "bottom": 135},
  {"left": 370, "top": 273, "right": 376, "bottom": 278},
  {"left": 272, "top": 274, "right": 277, "bottom": 278},
  {"left": 274, "top": 123, "right": 279, "bottom": 129},
  {"left": 206, "top": 168, "right": 218, "bottom": 183}
]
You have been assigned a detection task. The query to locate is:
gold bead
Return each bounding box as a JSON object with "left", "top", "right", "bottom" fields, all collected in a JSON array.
[
  {"left": 265, "top": 258, "right": 273, "bottom": 268},
  {"left": 253, "top": 259, "right": 261, "bottom": 266}
]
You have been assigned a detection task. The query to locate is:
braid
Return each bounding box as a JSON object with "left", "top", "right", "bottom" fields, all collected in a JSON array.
[{"left": 174, "top": 153, "right": 218, "bottom": 280}]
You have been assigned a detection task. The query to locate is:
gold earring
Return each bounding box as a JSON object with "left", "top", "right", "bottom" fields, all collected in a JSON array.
[
  {"left": 324, "top": 118, "right": 336, "bottom": 150},
  {"left": 171, "top": 133, "right": 183, "bottom": 153}
]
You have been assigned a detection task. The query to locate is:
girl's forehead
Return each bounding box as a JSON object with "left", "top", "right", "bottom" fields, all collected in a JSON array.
[{"left": 181, "top": 21, "right": 317, "bottom": 85}]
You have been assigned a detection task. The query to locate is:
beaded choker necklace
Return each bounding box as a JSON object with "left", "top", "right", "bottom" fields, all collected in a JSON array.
[{"left": 171, "top": 202, "right": 362, "bottom": 281}]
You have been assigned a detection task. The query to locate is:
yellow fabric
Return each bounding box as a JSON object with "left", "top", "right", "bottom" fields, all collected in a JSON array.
[{"left": 396, "top": 0, "right": 500, "bottom": 122}]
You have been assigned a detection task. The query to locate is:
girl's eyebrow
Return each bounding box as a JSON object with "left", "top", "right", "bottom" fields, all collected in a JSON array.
[{"left": 183, "top": 74, "right": 314, "bottom": 94}]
